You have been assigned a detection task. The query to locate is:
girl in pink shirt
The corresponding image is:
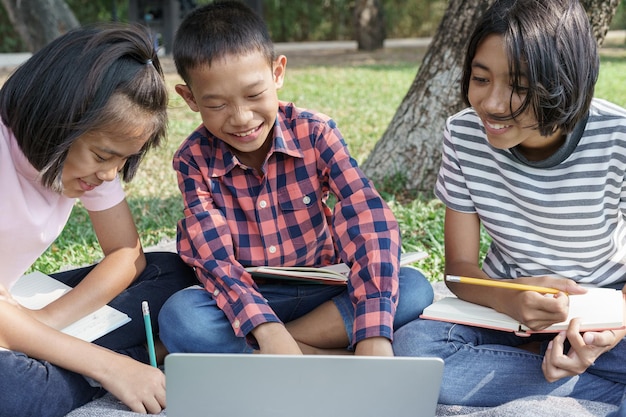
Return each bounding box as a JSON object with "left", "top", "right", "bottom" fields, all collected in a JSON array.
[{"left": 0, "top": 24, "right": 196, "bottom": 417}]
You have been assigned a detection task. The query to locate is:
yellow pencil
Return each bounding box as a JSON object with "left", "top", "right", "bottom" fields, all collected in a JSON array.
[{"left": 445, "top": 275, "right": 561, "bottom": 294}]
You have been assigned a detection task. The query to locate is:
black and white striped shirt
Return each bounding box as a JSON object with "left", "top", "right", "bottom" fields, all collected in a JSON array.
[{"left": 436, "top": 99, "right": 626, "bottom": 286}]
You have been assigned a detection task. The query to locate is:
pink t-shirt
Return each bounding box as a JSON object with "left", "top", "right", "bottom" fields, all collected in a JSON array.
[{"left": 0, "top": 121, "right": 126, "bottom": 289}]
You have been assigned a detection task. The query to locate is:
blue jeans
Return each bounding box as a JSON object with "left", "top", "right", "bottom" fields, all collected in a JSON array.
[
  {"left": 0, "top": 252, "right": 197, "bottom": 417},
  {"left": 610, "top": 403, "right": 626, "bottom": 417},
  {"left": 159, "top": 266, "right": 434, "bottom": 353},
  {"left": 393, "top": 318, "right": 626, "bottom": 407}
]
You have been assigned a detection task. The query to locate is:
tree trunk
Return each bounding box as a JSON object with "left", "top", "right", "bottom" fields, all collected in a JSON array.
[
  {"left": 354, "top": 0, "right": 385, "bottom": 51},
  {"left": 361, "top": 0, "right": 620, "bottom": 193},
  {"left": 584, "top": 0, "right": 621, "bottom": 46},
  {"left": 361, "top": 0, "right": 490, "bottom": 190},
  {"left": 1, "top": 0, "right": 79, "bottom": 52}
]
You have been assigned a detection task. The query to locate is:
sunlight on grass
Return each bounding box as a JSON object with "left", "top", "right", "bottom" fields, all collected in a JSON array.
[
  {"left": 596, "top": 54, "right": 626, "bottom": 108},
  {"left": 280, "top": 64, "right": 417, "bottom": 163}
]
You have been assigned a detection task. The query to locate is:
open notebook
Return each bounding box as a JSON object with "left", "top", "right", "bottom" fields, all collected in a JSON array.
[
  {"left": 421, "top": 287, "right": 625, "bottom": 335},
  {"left": 245, "top": 251, "right": 428, "bottom": 285},
  {"left": 10, "top": 271, "right": 130, "bottom": 342},
  {"left": 165, "top": 353, "right": 444, "bottom": 417}
]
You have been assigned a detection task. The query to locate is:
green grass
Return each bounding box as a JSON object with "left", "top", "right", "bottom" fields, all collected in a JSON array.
[
  {"left": 280, "top": 63, "right": 418, "bottom": 163},
  {"left": 30, "top": 48, "right": 626, "bottom": 282}
]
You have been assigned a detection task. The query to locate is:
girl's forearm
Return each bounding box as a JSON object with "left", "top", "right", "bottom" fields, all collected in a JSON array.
[
  {"left": 1, "top": 298, "right": 167, "bottom": 414},
  {"left": 0, "top": 299, "right": 117, "bottom": 381},
  {"left": 39, "top": 247, "right": 145, "bottom": 329}
]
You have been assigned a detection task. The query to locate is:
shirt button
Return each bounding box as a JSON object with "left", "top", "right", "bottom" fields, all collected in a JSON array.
[
  {"left": 233, "top": 319, "right": 240, "bottom": 329},
  {"left": 259, "top": 200, "right": 267, "bottom": 208},
  {"left": 302, "top": 195, "right": 311, "bottom": 205},
  {"left": 269, "top": 245, "right": 277, "bottom": 254},
  {"left": 213, "top": 289, "right": 220, "bottom": 297}
]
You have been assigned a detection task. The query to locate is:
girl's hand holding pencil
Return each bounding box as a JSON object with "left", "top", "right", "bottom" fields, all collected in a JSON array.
[
  {"left": 446, "top": 275, "right": 587, "bottom": 296},
  {"left": 447, "top": 275, "right": 588, "bottom": 331}
]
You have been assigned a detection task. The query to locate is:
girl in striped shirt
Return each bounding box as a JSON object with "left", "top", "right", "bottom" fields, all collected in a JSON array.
[{"left": 395, "top": 0, "right": 626, "bottom": 413}]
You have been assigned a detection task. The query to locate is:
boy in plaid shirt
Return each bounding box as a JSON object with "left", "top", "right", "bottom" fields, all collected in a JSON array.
[{"left": 159, "top": 0, "right": 433, "bottom": 356}]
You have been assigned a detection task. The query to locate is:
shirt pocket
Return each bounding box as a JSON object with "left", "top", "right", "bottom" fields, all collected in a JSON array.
[{"left": 277, "top": 182, "right": 331, "bottom": 256}]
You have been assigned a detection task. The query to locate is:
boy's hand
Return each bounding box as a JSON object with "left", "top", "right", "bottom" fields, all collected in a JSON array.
[
  {"left": 354, "top": 337, "right": 393, "bottom": 357},
  {"left": 252, "top": 322, "right": 303, "bottom": 354}
]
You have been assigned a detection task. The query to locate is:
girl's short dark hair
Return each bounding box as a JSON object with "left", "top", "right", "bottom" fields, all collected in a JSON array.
[
  {"left": 173, "top": 0, "right": 275, "bottom": 85},
  {"left": 0, "top": 23, "right": 168, "bottom": 191},
  {"left": 461, "top": 0, "right": 598, "bottom": 136}
]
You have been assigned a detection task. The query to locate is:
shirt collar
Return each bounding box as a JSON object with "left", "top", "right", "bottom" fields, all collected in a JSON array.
[
  {"left": 207, "top": 102, "right": 305, "bottom": 177},
  {"left": 509, "top": 112, "right": 588, "bottom": 168}
]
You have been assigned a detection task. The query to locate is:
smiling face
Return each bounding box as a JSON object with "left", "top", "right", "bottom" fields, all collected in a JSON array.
[
  {"left": 468, "top": 34, "right": 564, "bottom": 160},
  {"left": 60, "top": 95, "right": 153, "bottom": 198},
  {"left": 176, "top": 51, "right": 286, "bottom": 170}
]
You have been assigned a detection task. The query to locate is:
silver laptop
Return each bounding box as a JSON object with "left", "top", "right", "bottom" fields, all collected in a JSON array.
[{"left": 165, "top": 353, "right": 443, "bottom": 417}]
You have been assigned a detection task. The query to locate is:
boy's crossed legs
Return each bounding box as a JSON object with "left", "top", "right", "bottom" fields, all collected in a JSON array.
[{"left": 159, "top": 267, "right": 433, "bottom": 354}]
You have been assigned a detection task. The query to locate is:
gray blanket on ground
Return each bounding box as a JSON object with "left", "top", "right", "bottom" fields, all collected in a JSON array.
[{"left": 65, "top": 392, "right": 617, "bottom": 417}]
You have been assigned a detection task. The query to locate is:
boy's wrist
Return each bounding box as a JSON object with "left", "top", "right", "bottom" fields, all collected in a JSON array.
[
  {"left": 353, "top": 336, "right": 392, "bottom": 357},
  {"left": 252, "top": 322, "right": 302, "bottom": 354}
]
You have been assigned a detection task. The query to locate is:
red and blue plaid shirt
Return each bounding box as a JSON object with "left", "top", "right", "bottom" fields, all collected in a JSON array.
[{"left": 174, "top": 101, "right": 401, "bottom": 348}]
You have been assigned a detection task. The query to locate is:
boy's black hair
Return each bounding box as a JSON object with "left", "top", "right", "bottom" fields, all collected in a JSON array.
[
  {"left": 461, "top": 0, "right": 598, "bottom": 136},
  {"left": 0, "top": 23, "right": 168, "bottom": 192},
  {"left": 173, "top": 0, "right": 275, "bottom": 85}
]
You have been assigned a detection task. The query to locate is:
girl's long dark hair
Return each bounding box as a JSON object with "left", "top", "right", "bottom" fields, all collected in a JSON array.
[{"left": 0, "top": 23, "right": 168, "bottom": 191}]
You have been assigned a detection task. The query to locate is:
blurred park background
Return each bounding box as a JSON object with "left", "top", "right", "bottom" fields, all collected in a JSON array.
[{"left": 2, "top": 0, "right": 626, "bottom": 53}]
